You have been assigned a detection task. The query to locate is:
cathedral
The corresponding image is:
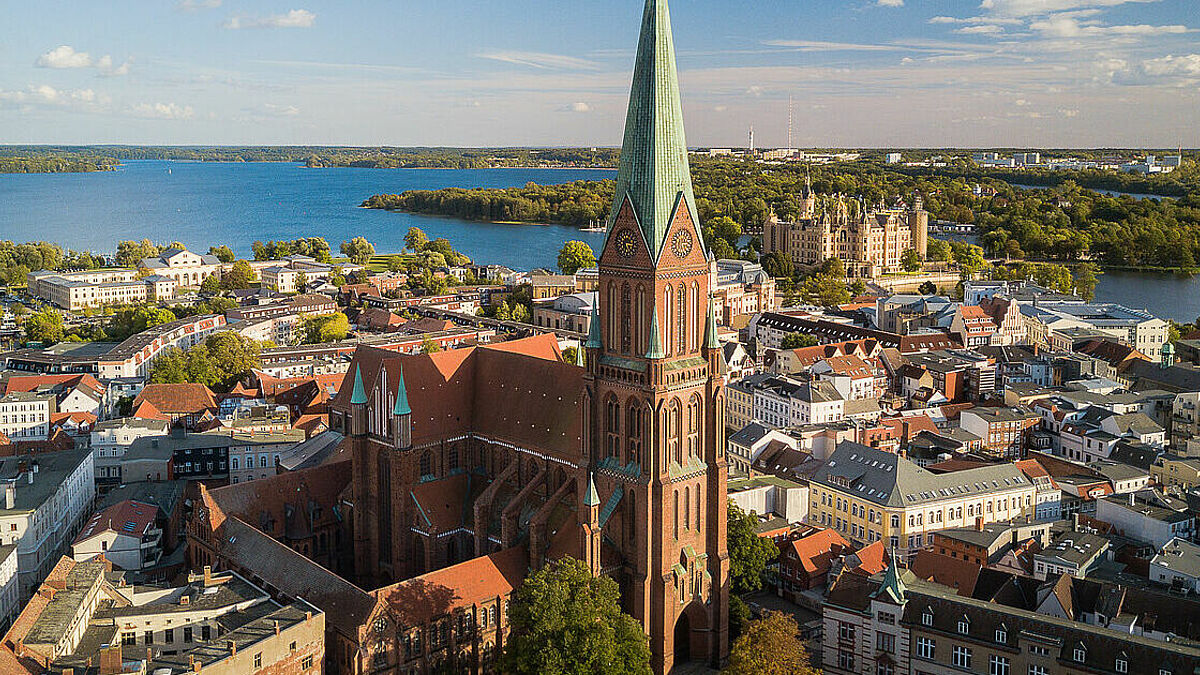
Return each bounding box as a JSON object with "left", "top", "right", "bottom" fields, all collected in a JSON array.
[{"left": 329, "top": 0, "right": 730, "bottom": 671}]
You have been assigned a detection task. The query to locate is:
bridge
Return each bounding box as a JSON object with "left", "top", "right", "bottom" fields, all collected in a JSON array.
[{"left": 409, "top": 305, "right": 586, "bottom": 341}]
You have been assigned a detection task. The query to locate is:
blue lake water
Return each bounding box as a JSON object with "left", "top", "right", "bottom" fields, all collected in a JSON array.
[{"left": 0, "top": 160, "right": 614, "bottom": 272}]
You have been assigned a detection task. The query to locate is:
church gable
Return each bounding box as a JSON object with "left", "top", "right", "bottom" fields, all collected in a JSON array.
[
  {"left": 656, "top": 194, "right": 708, "bottom": 269},
  {"left": 600, "top": 196, "right": 654, "bottom": 272}
]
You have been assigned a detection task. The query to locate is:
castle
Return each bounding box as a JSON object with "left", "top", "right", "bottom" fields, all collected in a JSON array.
[
  {"left": 762, "top": 177, "right": 930, "bottom": 278},
  {"left": 190, "top": 1, "right": 731, "bottom": 673}
]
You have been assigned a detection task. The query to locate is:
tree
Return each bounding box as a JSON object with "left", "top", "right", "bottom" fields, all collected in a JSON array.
[
  {"left": 728, "top": 595, "right": 751, "bottom": 641},
  {"left": 221, "top": 260, "right": 255, "bottom": 290},
  {"left": 761, "top": 251, "right": 794, "bottom": 279},
  {"left": 820, "top": 257, "right": 846, "bottom": 278},
  {"left": 499, "top": 557, "right": 651, "bottom": 675},
  {"left": 387, "top": 256, "right": 406, "bottom": 273},
  {"left": 341, "top": 237, "right": 376, "bottom": 265},
  {"left": 951, "top": 242, "right": 987, "bottom": 274},
  {"left": 24, "top": 309, "right": 64, "bottom": 344},
  {"left": 926, "top": 238, "right": 953, "bottom": 262},
  {"left": 1073, "top": 262, "right": 1099, "bottom": 301},
  {"left": 562, "top": 346, "right": 581, "bottom": 365},
  {"left": 209, "top": 245, "right": 235, "bottom": 263},
  {"left": 510, "top": 302, "right": 532, "bottom": 324},
  {"left": 901, "top": 248, "right": 922, "bottom": 272},
  {"left": 293, "top": 271, "right": 309, "bottom": 292},
  {"left": 725, "top": 611, "right": 818, "bottom": 675},
  {"left": 728, "top": 503, "right": 778, "bottom": 594},
  {"left": 420, "top": 336, "right": 442, "bottom": 354},
  {"left": 404, "top": 227, "right": 429, "bottom": 253},
  {"left": 850, "top": 279, "right": 867, "bottom": 297},
  {"left": 799, "top": 273, "right": 851, "bottom": 307},
  {"left": 301, "top": 313, "right": 350, "bottom": 344},
  {"left": 918, "top": 280, "right": 937, "bottom": 295},
  {"left": 557, "top": 240, "right": 597, "bottom": 275},
  {"left": 200, "top": 274, "right": 221, "bottom": 294},
  {"left": 115, "top": 239, "right": 159, "bottom": 267},
  {"left": 780, "top": 332, "right": 818, "bottom": 350}
]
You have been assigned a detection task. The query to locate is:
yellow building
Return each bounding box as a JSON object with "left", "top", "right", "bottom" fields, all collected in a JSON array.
[
  {"left": 1151, "top": 454, "right": 1200, "bottom": 490},
  {"left": 809, "top": 442, "right": 1035, "bottom": 558}
]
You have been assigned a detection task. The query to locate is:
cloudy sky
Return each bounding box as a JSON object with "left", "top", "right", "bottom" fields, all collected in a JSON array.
[{"left": 1, "top": 0, "right": 1196, "bottom": 147}]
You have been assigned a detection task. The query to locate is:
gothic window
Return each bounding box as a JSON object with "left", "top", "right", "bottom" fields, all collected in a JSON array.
[
  {"left": 635, "top": 285, "right": 646, "bottom": 354},
  {"left": 625, "top": 400, "right": 642, "bottom": 466},
  {"left": 690, "top": 282, "right": 700, "bottom": 352},
  {"left": 605, "top": 397, "right": 620, "bottom": 459},
  {"left": 419, "top": 451, "right": 432, "bottom": 478},
  {"left": 677, "top": 283, "right": 686, "bottom": 354},
  {"left": 668, "top": 399, "right": 682, "bottom": 466},
  {"left": 673, "top": 490, "right": 679, "bottom": 539},
  {"left": 687, "top": 394, "right": 701, "bottom": 461},
  {"left": 625, "top": 491, "right": 636, "bottom": 542},
  {"left": 664, "top": 286, "right": 673, "bottom": 353},
  {"left": 684, "top": 487, "right": 691, "bottom": 530},
  {"left": 448, "top": 448, "right": 459, "bottom": 471},
  {"left": 695, "top": 484, "right": 702, "bottom": 528},
  {"left": 607, "top": 283, "right": 618, "bottom": 349},
  {"left": 621, "top": 283, "right": 632, "bottom": 354}
]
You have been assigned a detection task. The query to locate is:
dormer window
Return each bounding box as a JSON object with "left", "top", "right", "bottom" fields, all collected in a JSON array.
[
  {"left": 1073, "top": 645, "right": 1087, "bottom": 663},
  {"left": 1115, "top": 654, "right": 1128, "bottom": 673},
  {"left": 957, "top": 616, "right": 970, "bottom": 635},
  {"left": 922, "top": 608, "right": 933, "bottom": 627},
  {"left": 995, "top": 625, "right": 1007, "bottom": 643}
]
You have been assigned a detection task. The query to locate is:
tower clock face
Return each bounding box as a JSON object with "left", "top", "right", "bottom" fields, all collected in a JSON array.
[
  {"left": 373, "top": 616, "right": 389, "bottom": 635},
  {"left": 615, "top": 229, "right": 639, "bottom": 258},
  {"left": 671, "top": 229, "right": 694, "bottom": 259}
]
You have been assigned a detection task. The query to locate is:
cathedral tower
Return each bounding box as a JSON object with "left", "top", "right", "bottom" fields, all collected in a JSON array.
[{"left": 583, "top": 0, "right": 730, "bottom": 671}]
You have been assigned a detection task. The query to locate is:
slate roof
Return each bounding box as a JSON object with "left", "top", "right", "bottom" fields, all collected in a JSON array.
[{"left": 812, "top": 441, "right": 1032, "bottom": 508}]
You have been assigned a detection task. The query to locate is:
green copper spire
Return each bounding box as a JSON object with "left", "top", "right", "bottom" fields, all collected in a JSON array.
[
  {"left": 584, "top": 473, "right": 601, "bottom": 507},
  {"left": 871, "top": 548, "right": 908, "bottom": 604},
  {"left": 646, "top": 310, "right": 665, "bottom": 359},
  {"left": 574, "top": 343, "right": 586, "bottom": 367},
  {"left": 392, "top": 366, "right": 411, "bottom": 416},
  {"left": 606, "top": 0, "right": 701, "bottom": 261},
  {"left": 585, "top": 304, "right": 603, "bottom": 349},
  {"left": 349, "top": 364, "right": 367, "bottom": 405},
  {"left": 703, "top": 301, "right": 720, "bottom": 350}
]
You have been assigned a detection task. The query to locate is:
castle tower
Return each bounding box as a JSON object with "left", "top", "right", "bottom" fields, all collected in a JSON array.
[{"left": 586, "top": 0, "right": 730, "bottom": 670}]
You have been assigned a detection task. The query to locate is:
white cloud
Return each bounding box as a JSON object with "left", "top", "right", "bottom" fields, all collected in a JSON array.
[
  {"left": 979, "top": 0, "right": 1160, "bottom": 19},
  {"left": 1030, "top": 15, "right": 1190, "bottom": 38},
  {"left": 478, "top": 51, "right": 599, "bottom": 71},
  {"left": 0, "top": 84, "right": 109, "bottom": 112},
  {"left": 877, "top": 0, "right": 904, "bottom": 6},
  {"left": 1141, "top": 53, "right": 1200, "bottom": 77},
  {"left": 130, "top": 102, "right": 195, "bottom": 120},
  {"left": 559, "top": 101, "right": 591, "bottom": 113},
  {"left": 36, "top": 46, "right": 93, "bottom": 69},
  {"left": 263, "top": 103, "right": 301, "bottom": 117},
  {"left": 176, "top": 0, "right": 221, "bottom": 10},
  {"left": 224, "top": 9, "right": 315, "bottom": 29},
  {"left": 957, "top": 25, "right": 1006, "bottom": 35},
  {"left": 35, "top": 45, "right": 131, "bottom": 77}
]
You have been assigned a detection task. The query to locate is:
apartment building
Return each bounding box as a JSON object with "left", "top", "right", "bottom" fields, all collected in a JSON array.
[
  {"left": 711, "top": 259, "right": 776, "bottom": 324},
  {"left": 809, "top": 442, "right": 1035, "bottom": 557},
  {"left": 91, "top": 417, "right": 171, "bottom": 483},
  {"left": 27, "top": 268, "right": 178, "bottom": 311},
  {"left": 0, "top": 392, "right": 53, "bottom": 442},
  {"left": 958, "top": 406, "right": 1041, "bottom": 459}
]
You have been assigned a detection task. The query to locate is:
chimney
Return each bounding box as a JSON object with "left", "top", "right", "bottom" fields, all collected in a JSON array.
[
  {"left": 228, "top": 640, "right": 236, "bottom": 656},
  {"left": 1072, "top": 513, "right": 1081, "bottom": 531},
  {"left": 4, "top": 482, "right": 14, "bottom": 510},
  {"left": 273, "top": 620, "right": 280, "bottom": 636},
  {"left": 180, "top": 595, "right": 190, "bottom": 606},
  {"left": 26, "top": 470, "right": 33, "bottom": 485},
  {"left": 99, "top": 644, "right": 123, "bottom": 675},
  {"left": 203, "top": 565, "right": 213, "bottom": 586}
]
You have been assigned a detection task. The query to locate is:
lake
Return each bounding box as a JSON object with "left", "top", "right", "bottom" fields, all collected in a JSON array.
[
  {"left": 1008, "top": 183, "right": 1171, "bottom": 201},
  {"left": 0, "top": 160, "right": 614, "bottom": 272},
  {"left": 3, "top": 160, "right": 1197, "bottom": 321}
]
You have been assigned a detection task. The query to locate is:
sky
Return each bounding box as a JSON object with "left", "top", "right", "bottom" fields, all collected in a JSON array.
[{"left": 0, "top": 0, "right": 1197, "bottom": 148}]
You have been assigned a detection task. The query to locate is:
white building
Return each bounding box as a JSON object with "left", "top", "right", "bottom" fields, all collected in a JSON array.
[
  {"left": 96, "top": 314, "right": 227, "bottom": 379},
  {"left": 1095, "top": 489, "right": 1195, "bottom": 547},
  {"left": 26, "top": 269, "right": 178, "bottom": 311},
  {"left": 0, "top": 448, "right": 96, "bottom": 600},
  {"left": 1149, "top": 537, "right": 1200, "bottom": 593},
  {"left": 727, "top": 475, "right": 809, "bottom": 524},
  {"left": 137, "top": 247, "right": 223, "bottom": 287},
  {"left": 0, "top": 392, "right": 53, "bottom": 442},
  {"left": 91, "top": 417, "right": 171, "bottom": 483},
  {"left": 71, "top": 499, "right": 162, "bottom": 571},
  {"left": 0, "top": 544, "right": 17, "bottom": 633}
]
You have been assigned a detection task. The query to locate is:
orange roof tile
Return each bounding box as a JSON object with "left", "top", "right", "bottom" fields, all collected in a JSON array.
[
  {"left": 134, "top": 383, "right": 217, "bottom": 416},
  {"left": 3, "top": 373, "right": 104, "bottom": 398},
  {"left": 74, "top": 499, "right": 159, "bottom": 544},
  {"left": 849, "top": 540, "right": 888, "bottom": 576},
  {"left": 909, "top": 550, "right": 981, "bottom": 596},
  {"left": 373, "top": 546, "right": 528, "bottom": 626},
  {"left": 782, "top": 528, "right": 851, "bottom": 575}
]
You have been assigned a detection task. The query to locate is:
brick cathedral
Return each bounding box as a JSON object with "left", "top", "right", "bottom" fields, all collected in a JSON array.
[{"left": 324, "top": 0, "right": 731, "bottom": 672}]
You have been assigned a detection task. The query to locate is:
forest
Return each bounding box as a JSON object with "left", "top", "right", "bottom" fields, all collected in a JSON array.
[
  {"left": 0, "top": 152, "right": 116, "bottom": 174},
  {"left": 364, "top": 157, "right": 1200, "bottom": 270}
]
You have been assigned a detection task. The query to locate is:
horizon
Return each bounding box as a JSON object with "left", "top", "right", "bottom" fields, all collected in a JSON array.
[{"left": 2, "top": 0, "right": 1197, "bottom": 148}]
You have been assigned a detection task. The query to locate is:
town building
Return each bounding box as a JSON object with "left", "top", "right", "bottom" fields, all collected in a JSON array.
[
  {"left": 1094, "top": 488, "right": 1195, "bottom": 547},
  {"left": 0, "top": 546, "right": 17, "bottom": 634},
  {"left": 809, "top": 442, "right": 1035, "bottom": 557},
  {"left": 91, "top": 417, "right": 171, "bottom": 483},
  {"left": 2, "top": 557, "right": 324, "bottom": 674},
  {"left": 0, "top": 447, "right": 95, "bottom": 600},
  {"left": 1149, "top": 537, "right": 1200, "bottom": 594},
  {"left": 821, "top": 559, "right": 1200, "bottom": 675},
  {"left": 762, "top": 183, "right": 929, "bottom": 277},
  {"left": 26, "top": 268, "right": 178, "bottom": 310},
  {"left": 1019, "top": 300, "right": 1169, "bottom": 357},
  {"left": 3, "top": 374, "right": 105, "bottom": 418},
  {"left": 137, "top": 246, "right": 223, "bottom": 287},
  {"left": 1151, "top": 454, "right": 1200, "bottom": 490},
  {"left": 259, "top": 255, "right": 361, "bottom": 294},
  {"left": 70, "top": 499, "right": 162, "bottom": 571},
  {"left": 958, "top": 406, "right": 1041, "bottom": 459},
  {"left": 710, "top": 259, "right": 776, "bottom": 325},
  {"left": 97, "top": 314, "right": 228, "bottom": 379},
  {"left": 0, "top": 392, "right": 53, "bottom": 442},
  {"left": 532, "top": 291, "right": 595, "bottom": 333}
]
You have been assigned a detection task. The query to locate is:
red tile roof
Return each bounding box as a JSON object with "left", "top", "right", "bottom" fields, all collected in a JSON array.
[
  {"left": 134, "top": 383, "right": 217, "bottom": 416},
  {"left": 848, "top": 540, "right": 888, "bottom": 576},
  {"left": 130, "top": 398, "right": 169, "bottom": 421},
  {"left": 74, "top": 499, "right": 159, "bottom": 544},
  {"left": 909, "top": 550, "right": 981, "bottom": 596},
  {"left": 207, "top": 461, "right": 352, "bottom": 541},
  {"left": 372, "top": 546, "right": 528, "bottom": 627},
  {"left": 782, "top": 527, "right": 851, "bottom": 575},
  {"left": 3, "top": 373, "right": 104, "bottom": 399}
]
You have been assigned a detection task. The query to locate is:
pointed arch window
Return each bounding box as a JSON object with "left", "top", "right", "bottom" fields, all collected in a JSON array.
[
  {"left": 620, "top": 283, "right": 632, "bottom": 354},
  {"left": 605, "top": 397, "right": 621, "bottom": 460},
  {"left": 677, "top": 282, "right": 687, "bottom": 354},
  {"left": 625, "top": 399, "right": 642, "bottom": 466},
  {"left": 684, "top": 486, "right": 691, "bottom": 530},
  {"left": 673, "top": 490, "right": 679, "bottom": 539},
  {"left": 663, "top": 286, "right": 672, "bottom": 354}
]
